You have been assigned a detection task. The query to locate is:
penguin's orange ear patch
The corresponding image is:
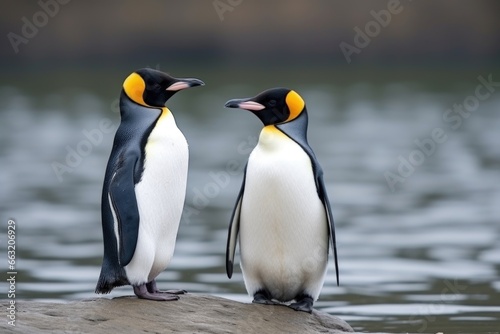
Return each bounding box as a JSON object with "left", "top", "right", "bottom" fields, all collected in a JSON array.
[
  {"left": 285, "top": 90, "right": 305, "bottom": 122},
  {"left": 123, "top": 72, "right": 147, "bottom": 106}
]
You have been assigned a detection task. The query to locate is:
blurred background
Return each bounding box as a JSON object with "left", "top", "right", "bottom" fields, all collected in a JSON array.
[{"left": 1, "top": 0, "right": 499, "bottom": 332}]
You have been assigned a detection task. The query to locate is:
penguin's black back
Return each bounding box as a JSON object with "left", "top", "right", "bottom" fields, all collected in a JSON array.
[{"left": 95, "top": 91, "right": 161, "bottom": 293}]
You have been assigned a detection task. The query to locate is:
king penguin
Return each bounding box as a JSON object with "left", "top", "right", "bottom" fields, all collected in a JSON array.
[
  {"left": 95, "top": 68, "right": 204, "bottom": 300},
  {"left": 224, "top": 88, "right": 339, "bottom": 313}
]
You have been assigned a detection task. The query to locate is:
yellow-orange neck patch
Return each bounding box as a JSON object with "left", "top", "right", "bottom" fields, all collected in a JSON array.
[
  {"left": 259, "top": 125, "right": 287, "bottom": 146},
  {"left": 123, "top": 72, "right": 146, "bottom": 106},
  {"left": 262, "top": 125, "right": 284, "bottom": 135},
  {"left": 285, "top": 90, "right": 305, "bottom": 122},
  {"left": 159, "top": 107, "right": 171, "bottom": 121}
]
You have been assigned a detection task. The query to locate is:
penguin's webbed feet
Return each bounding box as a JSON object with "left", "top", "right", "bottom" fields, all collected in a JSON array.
[
  {"left": 289, "top": 294, "right": 314, "bottom": 313},
  {"left": 146, "top": 280, "right": 187, "bottom": 295},
  {"left": 252, "top": 289, "right": 276, "bottom": 305},
  {"left": 133, "top": 284, "right": 179, "bottom": 301},
  {"left": 133, "top": 280, "right": 185, "bottom": 301}
]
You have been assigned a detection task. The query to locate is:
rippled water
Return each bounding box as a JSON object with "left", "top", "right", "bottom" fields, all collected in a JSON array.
[{"left": 1, "top": 72, "right": 499, "bottom": 333}]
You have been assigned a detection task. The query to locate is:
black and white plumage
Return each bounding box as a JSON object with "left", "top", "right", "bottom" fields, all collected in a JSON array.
[
  {"left": 95, "top": 68, "right": 203, "bottom": 300},
  {"left": 225, "top": 88, "right": 339, "bottom": 313}
]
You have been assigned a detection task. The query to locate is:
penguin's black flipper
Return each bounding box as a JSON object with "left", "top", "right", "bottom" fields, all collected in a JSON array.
[
  {"left": 316, "top": 170, "right": 339, "bottom": 286},
  {"left": 108, "top": 152, "right": 140, "bottom": 267},
  {"left": 226, "top": 163, "right": 248, "bottom": 278}
]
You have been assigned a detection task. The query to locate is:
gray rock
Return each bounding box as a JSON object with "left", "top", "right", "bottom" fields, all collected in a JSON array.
[{"left": 1, "top": 294, "right": 354, "bottom": 333}]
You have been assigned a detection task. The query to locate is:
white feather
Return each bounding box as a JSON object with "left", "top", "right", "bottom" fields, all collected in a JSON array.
[
  {"left": 124, "top": 110, "right": 188, "bottom": 285},
  {"left": 240, "top": 126, "right": 329, "bottom": 302},
  {"left": 108, "top": 189, "right": 120, "bottom": 255}
]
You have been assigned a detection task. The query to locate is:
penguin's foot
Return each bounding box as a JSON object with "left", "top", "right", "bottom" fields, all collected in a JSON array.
[
  {"left": 162, "top": 289, "right": 187, "bottom": 295},
  {"left": 252, "top": 289, "right": 275, "bottom": 305},
  {"left": 146, "top": 280, "right": 187, "bottom": 295},
  {"left": 289, "top": 294, "right": 314, "bottom": 313},
  {"left": 133, "top": 284, "right": 179, "bottom": 301}
]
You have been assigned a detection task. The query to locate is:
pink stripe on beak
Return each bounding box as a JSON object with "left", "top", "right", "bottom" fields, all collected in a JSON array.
[
  {"left": 166, "top": 82, "right": 190, "bottom": 91},
  {"left": 237, "top": 101, "right": 265, "bottom": 111}
]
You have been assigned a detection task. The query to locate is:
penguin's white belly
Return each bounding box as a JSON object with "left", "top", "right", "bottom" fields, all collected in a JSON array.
[
  {"left": 125, "top": 111, "right": 188, "bottom": 284},
  {"left": 240, "top": 128, "right": 328, "bottom": 302}
]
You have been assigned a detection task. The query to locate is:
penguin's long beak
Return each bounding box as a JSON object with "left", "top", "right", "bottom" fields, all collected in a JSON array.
[
  {"left": 166, "top": 78, "right": 205, "bottom": 91},
  {"left": 225, "top": 98, "right": 265, "bottom": 111}
]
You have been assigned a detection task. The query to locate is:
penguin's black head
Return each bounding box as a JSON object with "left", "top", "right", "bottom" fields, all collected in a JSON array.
[
  {"left": 123, "top": 68, "right": 204, "bottom": 107},
  {"left": 224, "top": 87, "right": 305, "bottom": 126}
]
